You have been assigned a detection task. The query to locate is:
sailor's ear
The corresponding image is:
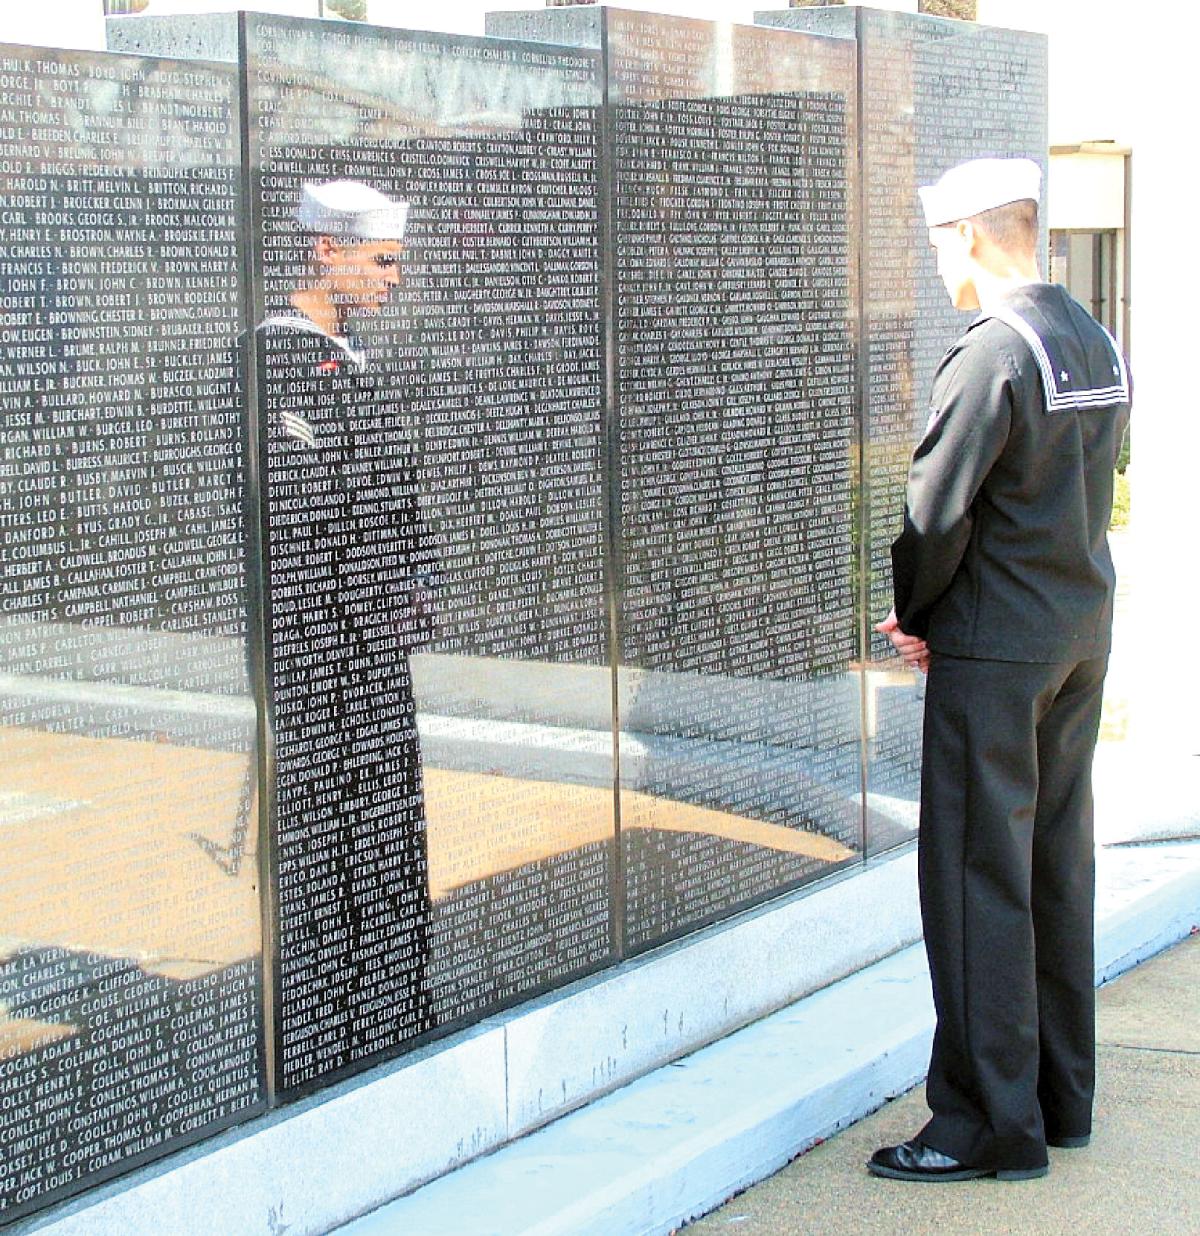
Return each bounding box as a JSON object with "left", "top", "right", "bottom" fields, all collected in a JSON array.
[{"left": 958, "top": 217, "right": 983, "bottom": 255}]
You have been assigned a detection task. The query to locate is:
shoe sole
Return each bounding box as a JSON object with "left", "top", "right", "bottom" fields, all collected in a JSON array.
[
  {"left": 1047, "top": 1134, "right": 1090, "bottom": 1149},
  {"left": 868, "top": 1162, "right": 1049, "bottom": 1182}
]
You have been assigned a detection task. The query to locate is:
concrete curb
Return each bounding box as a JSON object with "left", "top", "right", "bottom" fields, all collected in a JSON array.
[
  {"left": 341, "top": 841, "right": 1200, "bottom": 1236},
  {"left": 341, "top": 948, "right": 936, "bottom": 1236},
  {"left": 1095, "top": 842, "right": 1200, "bottom": 982}
]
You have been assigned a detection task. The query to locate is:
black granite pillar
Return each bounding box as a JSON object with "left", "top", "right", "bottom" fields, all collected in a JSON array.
[
  {"left": 0, "top": 43, "right": 263, "bottom": 1221},
  {"left": 489, "top": 6, "right": 864, "bottom": 952},
  {"left": 237, "top": 13, "right": 612, "bottom": 1094}
]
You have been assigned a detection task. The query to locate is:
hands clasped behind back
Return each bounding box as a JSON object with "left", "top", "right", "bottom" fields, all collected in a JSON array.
[{"left": 875, "top": 609, "right": 931, "bottom": 674}]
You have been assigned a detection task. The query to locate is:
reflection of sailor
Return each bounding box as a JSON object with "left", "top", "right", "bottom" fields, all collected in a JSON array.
[
  {"left": 255, "top": 180, "right": 434, "bottom": 1074},
  {"left": 872, "top": 159, "right": 1131, "bottom": 1181}
]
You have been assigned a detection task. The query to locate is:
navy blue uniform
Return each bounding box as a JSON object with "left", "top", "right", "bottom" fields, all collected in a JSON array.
[{"left": 892, "top": 282, "right": 1131, "bottom": 1171}]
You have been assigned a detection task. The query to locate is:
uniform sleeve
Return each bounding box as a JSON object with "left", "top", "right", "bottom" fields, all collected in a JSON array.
[{"left": 891, "top": 334, "right": 1016, "bottom": 639}]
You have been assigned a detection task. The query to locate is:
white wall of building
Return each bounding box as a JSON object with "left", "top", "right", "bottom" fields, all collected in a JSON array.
[
  {"left": 0, "top": 0, "right": 107, "bottom": 49},
  {"left": 1046, "top": 153, "right": 1125, "bottom": 232}
]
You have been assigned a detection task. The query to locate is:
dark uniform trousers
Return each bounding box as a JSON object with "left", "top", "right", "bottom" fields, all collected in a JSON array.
[{"left": 918, "top": 652, "right": 1107, "bottom": 1170}]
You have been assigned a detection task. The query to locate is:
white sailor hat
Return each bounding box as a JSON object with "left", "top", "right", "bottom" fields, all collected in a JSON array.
[
  {"left": 918, "top": 157, "right": 1042, "bottom": 228},
  {"left": 296, "top": 179, "right": 409, "bottom": 240}
]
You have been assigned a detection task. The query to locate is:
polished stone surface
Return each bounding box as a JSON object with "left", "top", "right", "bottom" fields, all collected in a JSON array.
[
  {"left": 239, "top": 13, "right": 610, "bottom": 1093},
  {"left": 490, "top": 4, "right": 864, "bottom": 954},
  {"left": 0, "top": 42, "right": 263, "bottom": 1222}
]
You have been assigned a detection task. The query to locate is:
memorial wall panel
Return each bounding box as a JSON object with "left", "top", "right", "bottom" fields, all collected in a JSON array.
[
  {"left": 608, "top": 11, "right": 860, "bottom": 950},
  {"left": 492, "top": 6, "right": 863, "bottom": 952},
  {"left": 759, "top": 6, "right": 1048, "bottom": 855},
  {"left": 0, "top": 45, "right": 262, "bottom": 1221},
  {"left": 240, "top": 14, "right": 611, "bottom": 1093}
]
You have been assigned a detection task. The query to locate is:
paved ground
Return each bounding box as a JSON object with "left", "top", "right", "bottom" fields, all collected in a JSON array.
[{"left": 687, "top": 932, "right": 1200, "bottom": 1236}]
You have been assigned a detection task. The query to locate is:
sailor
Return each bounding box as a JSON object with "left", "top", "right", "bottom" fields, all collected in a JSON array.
[
  {"left": 253, "top": 179, "right": 434, "bottom": 1080},
  {"left": 871, "top": 157, "right": 1131, "bottom": 1180}
]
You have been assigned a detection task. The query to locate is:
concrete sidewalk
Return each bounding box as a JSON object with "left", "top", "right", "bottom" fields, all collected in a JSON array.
[
  {"left": 688, "top": 931, "right": 1200, "bottom": 1236},
  {"left": 334, "top": 841, "right": 1200, "bottom": 1236}
]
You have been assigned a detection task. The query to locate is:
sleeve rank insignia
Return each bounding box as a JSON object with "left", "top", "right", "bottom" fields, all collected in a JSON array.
[{"left": 281, "top": 410, "right": 317, "bottom": 448}]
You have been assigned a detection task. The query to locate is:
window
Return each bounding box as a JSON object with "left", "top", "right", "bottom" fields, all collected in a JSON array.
[{"left": 1050, "top": 229, "right": 1118, "bottom": 335}]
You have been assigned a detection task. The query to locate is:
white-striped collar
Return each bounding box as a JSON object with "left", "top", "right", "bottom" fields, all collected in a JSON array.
[{"left": 980, "top": 303, "right": 1129, "bottom": 413}]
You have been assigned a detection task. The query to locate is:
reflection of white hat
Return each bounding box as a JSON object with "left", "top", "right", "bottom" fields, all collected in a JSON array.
[
  {"left": 919, "top": 157, "right": 1041, "bottom": 227},
  {"left": 296, "top": 179, "right": 409, "bottom": 239}
]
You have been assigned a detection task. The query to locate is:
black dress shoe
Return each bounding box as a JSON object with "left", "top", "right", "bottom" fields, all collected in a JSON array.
[
  {"left": 868, "top": 1139, "right": 1049, "bottom": 1182},
  {"left": 1046, "top": 1132, "right": 1090, "bottom": 1149}
]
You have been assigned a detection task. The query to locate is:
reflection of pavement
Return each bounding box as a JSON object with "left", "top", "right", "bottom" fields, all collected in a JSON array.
[
  {"left": 625, "top": 798, "right": 854, "bottom": 861},
  {"left": 1, "top": 724, "right": 857, "bottom": 963},
  {"left": 424, "top": 768, "right": 856, "bottom": 900},
  {"left": 420, "top": 717, "right": 865, "bottom": 845},
  {"left": 0, "top": 1008, "right": 74, "bottom": 1059},
  {"left": 413, "top": 653, "right": 861, "bottom": 746},
  {"left": 0, "top": 728, "right": 259, "bottom": 973},
  {"left": 415, "top": 653, "right": 870, "bottom": 849}
]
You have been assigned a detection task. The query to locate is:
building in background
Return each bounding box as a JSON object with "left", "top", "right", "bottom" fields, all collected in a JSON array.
[
  {"left": 1046, "top": 142, "right": 1129, "bottom": 348},
  {"left": 977, "top": 1, "right": 1133, "bottom": 351}
]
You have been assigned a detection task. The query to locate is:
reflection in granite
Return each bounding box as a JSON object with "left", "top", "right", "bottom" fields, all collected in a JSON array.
[
  {"left": 0, "top": 951, "right": 258, "bottom": 1206},
  {"left": 0, "top": 45, "right": 263, "bottom": 1221},
  {"left": 240, "top": 14, "right": 612, "bottom": 1093},
  {"left": 494, "top": 7, "right": 863, "bottom": 950},
  {"left": 759, "top": 6, "right": 1048, "bottom": 853},
  {"left": 0, "top": 7, "right": 1054, "bottom": 1221}
]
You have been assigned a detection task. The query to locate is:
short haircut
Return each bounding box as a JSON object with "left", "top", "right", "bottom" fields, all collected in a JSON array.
[{"left": 968, "top": 198, "right": 1038, "bottom": 256}]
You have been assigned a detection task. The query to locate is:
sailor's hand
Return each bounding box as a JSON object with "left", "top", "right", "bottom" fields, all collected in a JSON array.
[{"left": 875, "top": 609, "right": 930, "bottom": 674}]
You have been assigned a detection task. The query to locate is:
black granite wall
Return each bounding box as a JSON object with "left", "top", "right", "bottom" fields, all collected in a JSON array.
[
  {"left": 0, "top": 44, "right": 262, "bottom": 1222},
  {"left": 758, "top": 5, "right": 1048, "bottom": 853},
  {"left": 238, "top": 13, "right": 612, "bottom": 1094},
  {"left": 490, "top": 7, "right": 863, "bottom": 951},
  {"left": 0, "top": 4, "right": 1046, "bottom": 1219}
]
